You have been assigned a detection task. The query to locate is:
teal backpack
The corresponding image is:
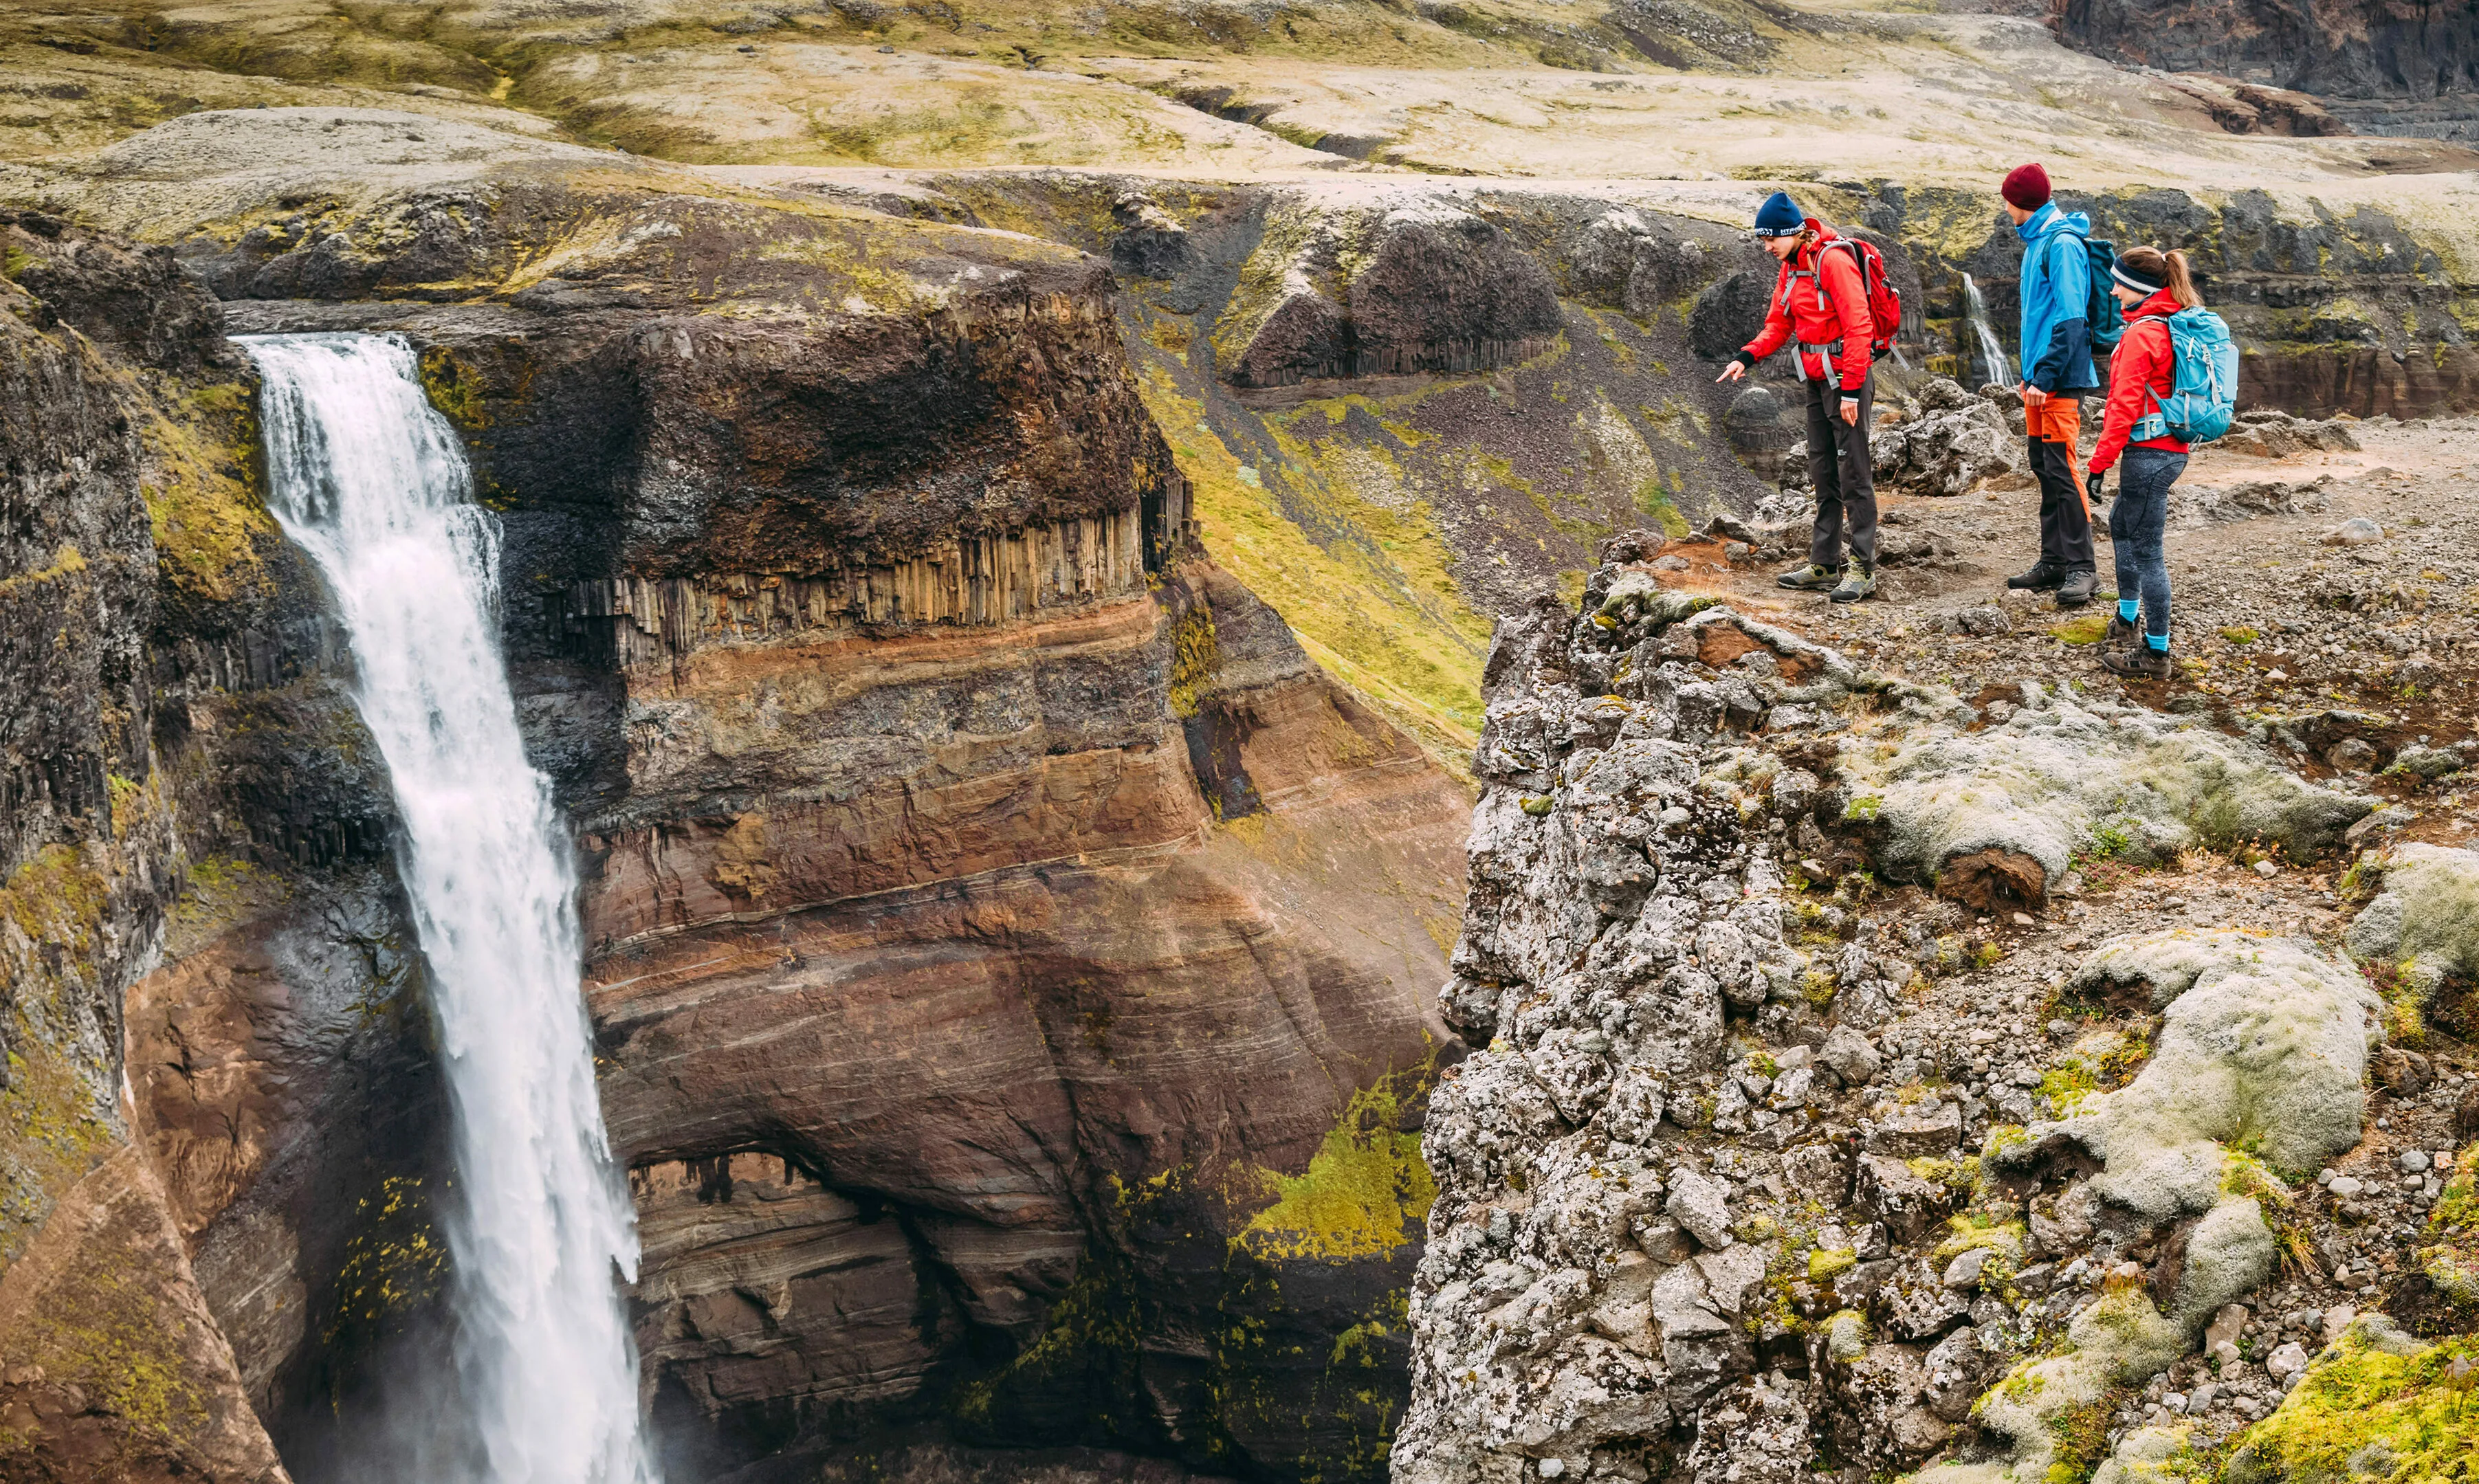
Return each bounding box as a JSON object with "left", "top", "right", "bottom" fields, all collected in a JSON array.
[
  {"left": 2076, "top": 233, "right": 2123, "bottom": 351},
  {"left": 2130, "top": 308, "right": 2238, "bottom": 444}
]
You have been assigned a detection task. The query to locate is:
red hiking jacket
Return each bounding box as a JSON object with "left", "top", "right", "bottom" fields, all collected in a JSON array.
[
  {"left": 2089, "top": 286, "right": 2192, "bottom": 474},
  {"left": 1742, "top": 221, "right": 1875, "bottom": 390}
]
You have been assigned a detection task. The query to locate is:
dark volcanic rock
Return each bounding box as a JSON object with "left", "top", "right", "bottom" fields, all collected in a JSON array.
[{"left": 2056, "top": 0, "right": 2479, "bottom": 105}]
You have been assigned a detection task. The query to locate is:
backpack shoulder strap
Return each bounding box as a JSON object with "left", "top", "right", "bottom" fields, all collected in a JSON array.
[{"left": 1810, "top": 238, "right": 1866, "bottom": 306}]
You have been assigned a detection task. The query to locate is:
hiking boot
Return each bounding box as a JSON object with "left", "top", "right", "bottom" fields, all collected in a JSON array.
[
  {"left": 2102, "top": 612, "right": 2139, "bottom": 649},
  {"left": 2102, "top": 644, "right": 2172, "bottom": 680},
  {"left": 2006, "top": 562, "right": 2064, "bottom": 591},
  {"left": 2056, "top": 569, "right": 2099, "bottom": 608},
  {"left": 1828, "top": 563, "right": 1877, "bottom": 604},
  {"left": 1776, "top": 562, "right": 1844, "bottom": 591}
]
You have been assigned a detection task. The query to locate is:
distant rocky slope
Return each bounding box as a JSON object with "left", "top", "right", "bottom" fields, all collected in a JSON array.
[{"left": 2054, "top": 0, "right": 2479, "bottom": 137}]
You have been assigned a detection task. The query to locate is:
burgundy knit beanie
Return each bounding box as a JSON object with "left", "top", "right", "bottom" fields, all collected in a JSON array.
[{"left": 2001, "top": 162, "right": 2051, "bottom": 211}]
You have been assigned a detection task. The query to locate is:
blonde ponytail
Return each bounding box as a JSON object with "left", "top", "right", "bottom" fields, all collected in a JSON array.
[{"left": 2163, "top": 249, "right": 2201, "bottom": 309}]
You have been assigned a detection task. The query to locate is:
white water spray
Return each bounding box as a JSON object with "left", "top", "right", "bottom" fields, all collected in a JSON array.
[
  {"left": 1961, "top": 274, "right": 2014, "bottom": 391},
  {"left": 243, "top": 333, "right": 658, "bottom": 1484}
]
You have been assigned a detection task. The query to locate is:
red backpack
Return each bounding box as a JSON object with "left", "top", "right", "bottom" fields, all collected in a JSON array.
[{"left": 1783, "top": 236, "right": 1902, "bottom": 362}]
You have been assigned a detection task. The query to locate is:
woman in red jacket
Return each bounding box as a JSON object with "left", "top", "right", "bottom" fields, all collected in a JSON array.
[
  {"left": 2085, "top": 245, "right": 2199, "bottom": 680},
  {"left": 1717, "top": 192, "right": 1878, "bottom": 603}
]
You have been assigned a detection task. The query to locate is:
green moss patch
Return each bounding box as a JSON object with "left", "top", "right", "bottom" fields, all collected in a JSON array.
[
  {"left": 1167, "top": 603, "right": 1222, "bottom": 720},
  {"left": 2234, "top": 1329, "right": 2479, "bottom": 1483},
  {"left": 142, "top": 385, "right": 275, "bottom": 606},
  {"left": 2054, "top": 612, "right": 2113, "bottom": 645},
  {"left": 1234, "top": 1076, "right": 1436, "bottom": 1263}
]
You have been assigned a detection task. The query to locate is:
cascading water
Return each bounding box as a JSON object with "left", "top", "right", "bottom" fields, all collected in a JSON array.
[
  {"left": 1961, "top": 274, "right": 2014, "bottom": 391},
  {"left": 242, "top": 332, "right": 658, "bottom": 1484}
]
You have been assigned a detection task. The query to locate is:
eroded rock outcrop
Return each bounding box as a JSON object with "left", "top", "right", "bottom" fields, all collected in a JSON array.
[{"left": 1394, "top": 547, "right": 2422, "bottom": 1484}]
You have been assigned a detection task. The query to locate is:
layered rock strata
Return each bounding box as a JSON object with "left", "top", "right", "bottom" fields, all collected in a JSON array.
[{"left": 23, "top": 110, "right": 1479, "bottom": 1483}]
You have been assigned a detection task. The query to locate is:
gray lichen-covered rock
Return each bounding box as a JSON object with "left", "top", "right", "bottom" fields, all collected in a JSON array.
[
  {"left": 1403, "top": 568, "right": 2397, "bottom": 1484},
  {"left": 1873, "top": 387, "right": 2021, "bottom": 497},
  {"left": 1402, "top": 593, "right": 1855, "bottom": 1483},
  {"left": 1838, "top": 689, "right": 2375, "bottom": 909}
]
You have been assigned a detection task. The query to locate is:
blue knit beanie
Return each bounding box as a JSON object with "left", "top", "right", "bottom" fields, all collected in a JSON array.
[{"left": 1752, "top": 191, "right": 1805, "bottom": 236}]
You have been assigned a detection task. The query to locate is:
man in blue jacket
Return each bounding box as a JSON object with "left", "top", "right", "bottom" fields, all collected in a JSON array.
[{"left": 2000, "top": 163, "right": 2101, "bottom": 608}]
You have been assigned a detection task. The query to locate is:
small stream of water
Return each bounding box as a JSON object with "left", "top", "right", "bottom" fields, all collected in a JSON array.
[{"left": 1961, "top": 273, "right": 2014, "bottom": 391}]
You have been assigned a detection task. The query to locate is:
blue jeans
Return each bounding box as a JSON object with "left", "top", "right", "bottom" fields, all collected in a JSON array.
[{"left": 2109, "top": 446, "right": 2185, "bottom": 643}]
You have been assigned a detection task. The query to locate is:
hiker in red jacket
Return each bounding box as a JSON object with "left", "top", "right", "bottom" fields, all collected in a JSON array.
[
  {"left": 2086, "top": 245, "right": 2200, "bottom": 681},
  {"left": 1717, "top": 192, "right": 1879, "bottom": 603}
]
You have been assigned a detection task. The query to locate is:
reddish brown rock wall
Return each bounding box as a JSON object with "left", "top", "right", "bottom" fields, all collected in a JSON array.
[{"left": 580, "top": 561, "right": 1470, "bottom": 1480}]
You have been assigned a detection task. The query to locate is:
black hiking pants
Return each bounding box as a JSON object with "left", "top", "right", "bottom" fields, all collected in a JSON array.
[{"left": 1805, "top": 373, "right": 1876, "bottom": 571}]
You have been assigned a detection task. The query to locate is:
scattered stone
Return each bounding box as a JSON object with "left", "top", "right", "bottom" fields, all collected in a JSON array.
[
  {"left": 1819, "top": 1026, "right": 1883, "bottom": 1085},
  {"left": 1667, "top": 1169, "right": 1737, "bottom": 1250},
  {"left": 2321, "top": 516, "right": 2384, "bottom": 546},
  {"left": 2267, "top": 1340, "right": 2309, "bottom": 1380},
  {"left": 1866, "top": 1104, "right": 1962, "bottom": 1157}
]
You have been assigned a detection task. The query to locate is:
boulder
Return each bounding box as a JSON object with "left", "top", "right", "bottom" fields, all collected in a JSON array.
[{"left": 1855, "top": 1156, "right": 1951, "bottom": 1245}]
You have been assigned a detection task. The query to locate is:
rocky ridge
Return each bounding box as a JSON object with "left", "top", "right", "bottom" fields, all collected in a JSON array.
[{"left": 1396, "top": 539, "right": 2479, "bottom": 1482}]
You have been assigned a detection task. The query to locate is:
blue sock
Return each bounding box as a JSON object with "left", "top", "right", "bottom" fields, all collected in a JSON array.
[
  {"left": 2117, "top": 599, "right": 2139, "bottom": 623},
  {"left": 2145, "top": 631, "right": 2169, "bottom": 652}
]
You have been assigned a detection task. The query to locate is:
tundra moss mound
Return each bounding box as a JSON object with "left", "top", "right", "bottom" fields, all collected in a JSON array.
[
  {"left": 2345, "top": 842, "right": 2479, "bottom": 999},
  {"left": 1920, "top": 932, "right": 2380, "bottom": 1484},
  {"left": 2044, "top": 931, "right": 2381, "bottom": 1202},
  {"left": 1842, "top": 691, "right": 2376, "bottom": 902}
]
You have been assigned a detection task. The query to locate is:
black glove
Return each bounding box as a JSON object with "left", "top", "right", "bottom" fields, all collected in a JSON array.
[{"left": 2086, "top": 469, "right": 2106, "bottom": 505}]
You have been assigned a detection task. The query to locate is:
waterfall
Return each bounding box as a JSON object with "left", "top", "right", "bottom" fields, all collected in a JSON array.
[
  {"left": 241, "top": 333, "right": 658, "bottom": 1484},
  {"left": 1961, "top": 274, "right": 2014, "bottom": 391}
]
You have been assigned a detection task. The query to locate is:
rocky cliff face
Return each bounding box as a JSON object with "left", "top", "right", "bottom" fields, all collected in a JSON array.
[
  {"left": 2054, "top": 0, "right": 2479, "bottom": 124},
  {"left": 0, "top": 208, "right": 444, "bottom": 1483},
  {"left": 1392, "top": 544, "right": 2479, "bottom": 1482},
  {"left": 3, "top": 107, "right": 1481, "bottom": 1484}
]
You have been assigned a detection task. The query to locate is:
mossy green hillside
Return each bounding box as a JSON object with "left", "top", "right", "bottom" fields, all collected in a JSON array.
[{"left": 1138, "top": 366, "right": 1490, "bottom": 763}]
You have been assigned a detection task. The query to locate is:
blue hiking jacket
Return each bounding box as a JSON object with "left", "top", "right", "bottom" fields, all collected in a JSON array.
[{"left": 2016, "top": 201, "right": 2099, "bottom": 395}]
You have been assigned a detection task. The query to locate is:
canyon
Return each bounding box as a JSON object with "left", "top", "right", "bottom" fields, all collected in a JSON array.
[{"left": 3, "top": 1, "right": 2478, "bottom": 1481}]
